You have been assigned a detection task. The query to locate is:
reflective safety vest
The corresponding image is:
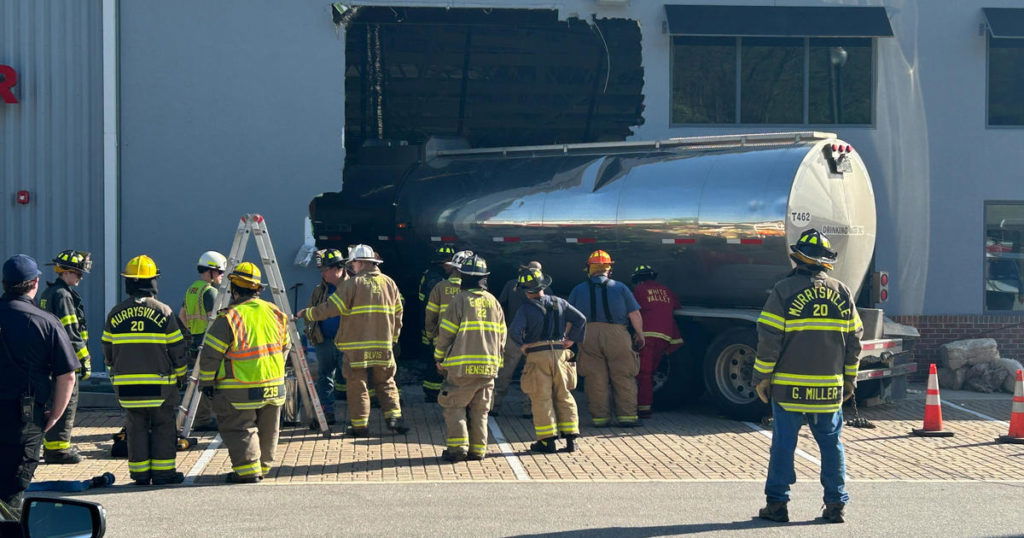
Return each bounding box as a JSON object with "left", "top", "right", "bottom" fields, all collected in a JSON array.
[
  {"left": 184, "top": 280, "right": 214, "bottom": 335},
  {"left": 752, "top": 269, "right": 864, "bottom": 414},
  {"left": 200, "top": 298, "right": 288, "bottom": 410}
]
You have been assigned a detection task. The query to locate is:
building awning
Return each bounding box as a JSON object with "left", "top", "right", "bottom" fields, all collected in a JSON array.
[
  {"left": 664, "top": 5, "right": 894, "bottom": 38},
  {"left": 984, "top": 8, "right": 1024, "bottom": 39}
]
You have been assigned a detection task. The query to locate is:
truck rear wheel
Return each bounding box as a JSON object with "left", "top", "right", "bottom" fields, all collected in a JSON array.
[{"left": 702, "top": 327, "right": 768, "bottom": 421}]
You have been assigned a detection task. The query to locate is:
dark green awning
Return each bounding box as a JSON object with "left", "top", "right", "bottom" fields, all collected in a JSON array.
[
  {"left": 984, "top": 8, "right": 1024, "bottom": 39},
  {"left": 664, "top": 5, "right": 893, "bottom": 38}
]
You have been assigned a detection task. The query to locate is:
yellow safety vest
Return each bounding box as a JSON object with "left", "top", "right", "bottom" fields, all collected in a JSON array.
[
  {"left": 205, "top": 299, "right": 288, "bottom": 409},
  {"left": 184, "top": 280, "right": 213, "bottom": 335}
]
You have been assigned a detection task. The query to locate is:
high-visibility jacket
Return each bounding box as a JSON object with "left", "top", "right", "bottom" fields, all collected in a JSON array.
[
  {"left": 423, "top": 275, "right": 462, "bottom": 344},
  {"left": 632, "top": 280, "right": 683, "bottom": 352},
  {"left": 434, "top": 289, "right": 506, "bottom": 379},
  {"left": 101, "top": 296, "right": 188, "bottom": 409},
  {"left": 752, "top": 268, "right": 864, "bottom": 414},
  {"left": 198, "top": 297, "right": 289, "bottom": 410},
  {"left": 183, "top": 279, "right": 217, "bottom": 336},
  {"left": 39, "top": 279, "right": 90, "bottom": 364},
  {"left": 304, "top": 267, "right": 403, "bottom": 368}
]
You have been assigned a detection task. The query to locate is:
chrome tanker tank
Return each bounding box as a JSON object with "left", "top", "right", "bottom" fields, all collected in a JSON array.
[{"left": 385, "top": 132, "right": 876, "bottom": 306}]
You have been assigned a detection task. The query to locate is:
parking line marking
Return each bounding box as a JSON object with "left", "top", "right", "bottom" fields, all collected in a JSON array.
[
  {"left": 943, "top": 401, "right": 1008, "bottom": 426},
  {"left": 488, "top": 417, "right": 531, "bottom": 481},
  {"left": 184, "top": 434, "right": 222, "bottom": 484},
  {"left": 743, "top": 421, "right": 823, "bottom": 467}
]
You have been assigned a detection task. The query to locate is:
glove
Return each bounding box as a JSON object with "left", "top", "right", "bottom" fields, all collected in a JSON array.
[
  {"left": 755, "top": 379, "right": 771, "bottom": 404},
  {"left": 843, "top": 380, "right": 856, "bottom": 402},
  {"left": 78, "top": 358, "right": 91, "bottom": 381},
  {"left": 632, "top": 333, "right": 646, "bottom": 351},
  {"left": 200, "top": 386, "right": 215, "bottom": 398}
]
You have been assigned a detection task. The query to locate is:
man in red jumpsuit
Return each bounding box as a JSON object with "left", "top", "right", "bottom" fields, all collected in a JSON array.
[{"left": 631, "top": 265, "right": 683, "bottom": 419}]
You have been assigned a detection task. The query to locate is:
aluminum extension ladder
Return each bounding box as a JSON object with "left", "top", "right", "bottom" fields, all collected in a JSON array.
[{"left": 176, "top": 214, "right": 331, "bottom": 441}]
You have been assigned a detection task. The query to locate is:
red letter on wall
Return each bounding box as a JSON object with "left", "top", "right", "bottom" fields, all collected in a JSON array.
[{"left": 0, "top": 65, "right": 19, "bottom": 104}]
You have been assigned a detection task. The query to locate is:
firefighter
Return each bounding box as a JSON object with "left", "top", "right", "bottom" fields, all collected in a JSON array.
[
  {"left": 305, "top": 248, "right": 347, "bottom": 424},
  {"left": 198, "top": 262, "right": 290, "bottom": 484},
  {"left": 299, "top": 245, "right": 408, "bottom": 437},
  {"left": 418, "top": 245, "right": 456, "bottom": 401},
  {"left": 422, "top": 249, "right": 473, "bottom": 402},
  {"left": 37, "top": 250, "right": 92, "bottom": 464},
  {"left": 492, "top": 261, "right": 542, "bottom": 417},
  {"left": 101, "top": 255, "right": 188, "bottom": 486},
  {"left": 753, "top": 229, "right": 863, "bottom": 524},
  {"left": 568, "top": 250, "right": 644, "bottom": 427},
  {"left": 508, "top": 268, "right": 586, "bottom": 453},
  {"left": 433, "top": 255, "right": 505, "bottom": 462},
  {"left": 630, "top": 264, "right": 683, "bottom": 419},
  {"left": 177, "top": 251, "right": 226, "bottom": 432}
]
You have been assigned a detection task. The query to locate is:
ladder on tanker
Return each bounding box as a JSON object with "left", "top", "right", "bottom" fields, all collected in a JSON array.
[{"left": 176, "top": 214, "right": 331, "bottom": 442}]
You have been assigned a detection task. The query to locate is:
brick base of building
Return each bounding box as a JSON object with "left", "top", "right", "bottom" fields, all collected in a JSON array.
[{"left": 892, "top": 315, "right": 1024, "bottom": 379}]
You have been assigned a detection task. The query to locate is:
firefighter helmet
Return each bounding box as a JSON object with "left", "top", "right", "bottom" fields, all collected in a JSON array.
[
  {"left": 346, "top": 244, "right": 383, "bottom": 264},
  {"left": 516, "top": 268, "right": 552, "bottom": 293},
  {"left": 458, "top": 255, "right": 490, "bottom": 277},
  {"left": 632, "top": 264, "right": 657, "bottom": 280},
  {"left": 50, "top": 250, "right": 92, "bottom": 274},
  {"left": 431, "top": 245, "right": 457, "bottom": 263},
  {"left": 449, "top": 250, "right": 475, "bottom": 269},
  {"left": 229, "top": 262, "right": 265, "bottom": 290},
  {"left": 790, "top": 228, "right": 838, "bottom": 270},
  {"left": 315, "top": 248, "right": 345, "bottom": 268},
  {"left": 197, "top": 251, "right": 227, "bottom": 272},
  {"left": 587, "top": 250, "right": 614, "bottom": 265},
  {"left": 121, "top": 255, "right": 159, "bottom": 279}
]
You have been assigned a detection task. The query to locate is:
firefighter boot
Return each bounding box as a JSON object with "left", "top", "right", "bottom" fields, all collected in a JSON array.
[
  {"left": 346, "top": 426, "right": 370, "bottom": 438},
  {"left": 152, "top": 472, "right": 185, "bottom": 486},
  {"left": 560, "top": 434, "right": 578, "bottom": 453},
  {"left": 529, "top": 437, "right": 558, "bottom": 454},
  {"left": 757, "top": 501, "right": 790, "bottom": 523},
  {"left": 820, "top": 503, "right": 846, "bottom": 524},
  {"left": 225, "top": 472, "right": 260, "bottom": 484},
  {"left": 442, "top": 448, "right": 467, "bottom": 463},
  {"left": 385, "top": 417, "right": 410, "bottom": 435},
  {"left": 44, "top": 447, "right": 82, "bottom": 464}
]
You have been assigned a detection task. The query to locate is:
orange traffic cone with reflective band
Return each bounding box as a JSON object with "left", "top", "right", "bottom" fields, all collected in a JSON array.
[
  {"left": 911, "top": 363, "right": 955, "bottom": 438},
  {"left": 996, "top": 369, "right": 1024, "bottom": 445}
]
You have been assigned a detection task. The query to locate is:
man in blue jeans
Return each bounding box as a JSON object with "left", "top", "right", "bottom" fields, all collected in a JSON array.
[
  {"left": 752, "top": 229, "right": 863, "bottom": 524},
  {"left": 304, "top": 249, "right": 347, "bottom": 425}
]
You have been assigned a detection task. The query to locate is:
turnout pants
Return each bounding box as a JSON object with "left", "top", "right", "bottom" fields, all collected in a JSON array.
[
  {"left": 213, "top": 394, "right": 282, "bottom": 478},
  {"left": 578, "top": 323, "right": 639, "bottom": 425},
  {"left": 125, "top": 399, "right": 178, "bottom": 481},
  {"left": 421, "top": 343, "right": 444, "bottom": 398},
  {"left": 189, "top": 340, "right": 213, "bottom": 425},
  {"left": 0, "top": 399, "right": 44, "bottom": 510},
  {"left": 492, "top": 337, "right": 528, "bottom": 414},
  {"left": 43, "top": 380, "right": 78, "bottom": 455},
  {"left": 342, "top": 361, "right": 402, "bottom": 428},
  {"left": 438, "top": 376, "right": 494, "bottom": 457},
  {"left": 521, "top": 342, "right": 579, "bottom": 439},
  {"left": 637, "top": 337, "right": 671, "bottom": 413}
]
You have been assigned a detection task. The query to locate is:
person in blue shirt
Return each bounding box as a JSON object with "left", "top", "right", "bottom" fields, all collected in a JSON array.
[
  {"left": 567, "top": 250, "right": 644, "bottom": 427},
  {"left": 304, "top": 249, "right": 347, "bottom": 424}
]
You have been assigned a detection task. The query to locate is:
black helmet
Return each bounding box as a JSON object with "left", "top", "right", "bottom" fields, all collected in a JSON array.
[
  {"left": 315, "top": 248, "right": 345, "bottom": 268},
  {"left": 49, "top": 250, "right": 92, "bottom": 274},
  {"left": 458, "top": 255, "right": 490, "bottom": 277},
  {"left": 431, "top": 244, "right": 457, "bottom": 263},
  {"left": 516, "top": 268, "right": 552, "bottom": 293},
  {"left": 789, "top": 229, "right": 838, "bottom": 269},
  {"left": 631, "top": 264, "right": 657, "bottom": 281}
]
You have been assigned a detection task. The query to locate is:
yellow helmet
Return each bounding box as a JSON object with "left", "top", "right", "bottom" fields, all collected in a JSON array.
[
  {"left": 121, "top": 255, "right": 159, "bottom": 279},
  {"left": 229, "top": 262, "right": 265, "bottom": 290}
]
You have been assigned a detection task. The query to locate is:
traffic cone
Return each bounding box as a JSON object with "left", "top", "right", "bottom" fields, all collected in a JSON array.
[
  {"left": 911, "top": 363, "right": 954, "bottom": 437},
  {"left": 996, "top": 369, "right": 1024, "bottom": 445}
]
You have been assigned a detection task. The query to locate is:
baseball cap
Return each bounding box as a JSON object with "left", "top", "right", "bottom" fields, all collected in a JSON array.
[{"left": 3, "top": 254, "right": 43, "bottom": 283}]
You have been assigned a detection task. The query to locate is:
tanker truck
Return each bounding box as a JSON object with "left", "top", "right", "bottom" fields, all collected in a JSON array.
[{"left": 310, "top": 131, "right": 917, "bottom": 420}]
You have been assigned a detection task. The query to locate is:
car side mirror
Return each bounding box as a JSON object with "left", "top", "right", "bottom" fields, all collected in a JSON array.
[{"left": 22, "top": 497, "right": 106, "bottom": 537}]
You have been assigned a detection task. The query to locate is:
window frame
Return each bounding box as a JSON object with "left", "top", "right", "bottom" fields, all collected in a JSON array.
[
  {"left": 985, "top": 34, "right": 1024, "bottom": 129},
  {"left": 668, "top": 36, "right": 878, "bottom": 128},
  {"left": 982, "top": 200, "right": 1024, "bottom": 315}
]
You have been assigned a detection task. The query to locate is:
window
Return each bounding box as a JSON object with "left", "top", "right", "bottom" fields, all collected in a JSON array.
[
  {"left": 984, "top": 202, "right": 1024, "bottom": 312},
  {"left": 988, "top": 37, "right": 1024, "bottom": 126},
  {"left": 671, "top": 37, "right": 874, "bottom": 125}
]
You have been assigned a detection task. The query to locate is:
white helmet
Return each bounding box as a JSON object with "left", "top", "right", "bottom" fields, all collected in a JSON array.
[
  {"left": 448, "top": 250, "right": 474, "bottom": 269},
  {"left": 346, "top": 244, "right": 383, "bottom": 264},
  {"left": 198, "top": 251, "right": 227, "bottom": 272}
]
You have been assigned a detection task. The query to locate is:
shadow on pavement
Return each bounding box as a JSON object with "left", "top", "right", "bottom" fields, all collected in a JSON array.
[{"left": 510, "top": 518, "right": 823, "bottom": 536}]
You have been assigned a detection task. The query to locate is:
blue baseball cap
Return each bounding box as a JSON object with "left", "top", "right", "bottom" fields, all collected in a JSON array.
[{"left": 3, "top": 254, "right": 43, "bottom": 283}]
